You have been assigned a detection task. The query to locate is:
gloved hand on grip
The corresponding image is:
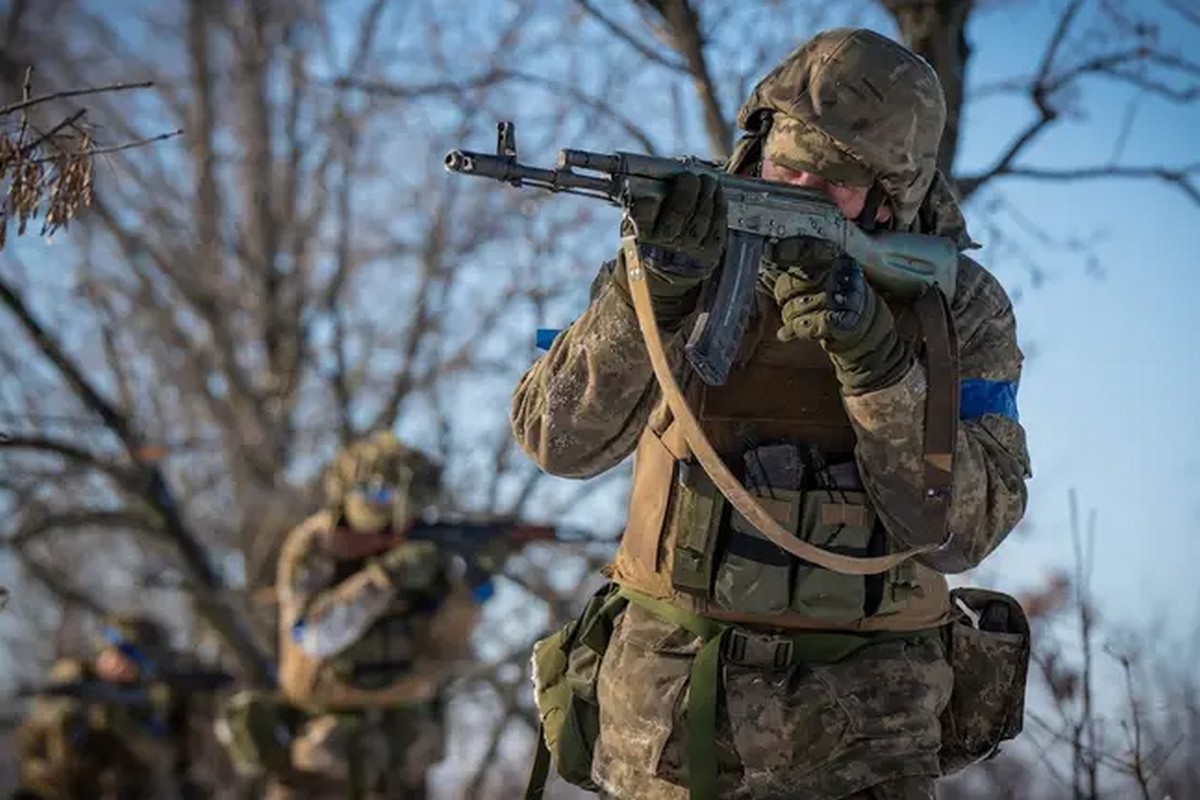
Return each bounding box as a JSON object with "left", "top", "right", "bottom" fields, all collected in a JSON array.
[
  {"left": 772, "top": 250, "right": 913, "bottom": 396},
  {"left": 611, "top": 172, "right": 727, "bottom": 331},
  {"left": 374, "top": 540, "right": 439, "bottom": 591}
]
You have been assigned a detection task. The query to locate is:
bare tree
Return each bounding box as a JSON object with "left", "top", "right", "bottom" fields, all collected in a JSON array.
[{"left": 0, "top": 0, "right": 626, "bottom": 688}]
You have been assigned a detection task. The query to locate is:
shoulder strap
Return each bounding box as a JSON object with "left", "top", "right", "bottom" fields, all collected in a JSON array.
[{"left": 913, "top": 285, "right": 959, "bottom": 545}]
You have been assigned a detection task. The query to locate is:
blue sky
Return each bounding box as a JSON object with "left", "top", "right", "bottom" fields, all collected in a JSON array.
[{"left": 936, "top": 1, "right": 1200, "bottom": 640}]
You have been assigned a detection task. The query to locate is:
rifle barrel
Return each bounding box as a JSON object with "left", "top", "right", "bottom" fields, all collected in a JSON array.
[{"left": 444, "top": 149, "right": 616, "bottom": 197}]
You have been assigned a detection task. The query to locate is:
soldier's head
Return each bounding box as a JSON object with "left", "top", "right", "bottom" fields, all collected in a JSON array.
[
  {"left": 734, "top": 27, "right": 946, "bottom": 229},
  {"left": 322, "top": 429, "right": 443, "bottom": 539},
  {"left": 96, "top": 612, "right": 169, "bottom": 683}
]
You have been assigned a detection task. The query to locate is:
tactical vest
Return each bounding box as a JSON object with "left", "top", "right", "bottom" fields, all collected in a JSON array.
[
  {"left": 609, "top": 288, "right": 954, "bottom": 633},
  {"left": 278, "top": 515, "right": 480, "bottom": 712}
]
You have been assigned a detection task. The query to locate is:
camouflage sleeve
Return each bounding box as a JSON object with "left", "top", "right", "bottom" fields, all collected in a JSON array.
[
  {"left": 15, "top": 700, "right": 94, "bottom": 793},
  {"left": 844, "top": 258, "right": 1032, "bottom": 573},
  {"left": 276, "top": 518, "right": 397, "bottom": 660},
  {"left": 510, "top": 260, "right": 686, "bottom": 478}
]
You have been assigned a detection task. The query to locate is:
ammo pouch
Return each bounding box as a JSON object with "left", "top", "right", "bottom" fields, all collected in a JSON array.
[
  {"left": 525, "top": 582, "right": 629, "bottom": 798},
  {"left": 938, "top": 587, "right": 1031, "bottom": 774},
  {"left": 674, "top": 446, "right": 918, "bottom": 623}
]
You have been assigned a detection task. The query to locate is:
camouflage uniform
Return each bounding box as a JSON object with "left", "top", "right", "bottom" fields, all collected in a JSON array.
[
  {"left": 513, "top": 28, "right": 1031, "bottom": 800},
  {"left": 13, "top": 615, "right": 200, "bottom": 800},
  {"left": 265, "top": 431, "right": 485, "bottom": 800}
]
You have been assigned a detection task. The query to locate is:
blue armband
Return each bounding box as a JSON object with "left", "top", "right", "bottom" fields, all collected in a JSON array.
[
  {"left": 470, "top": 579, "right": 496, "bottom": 605},
  {"left": 960, "top": 378, "right": 1019, "bottom": 422}
]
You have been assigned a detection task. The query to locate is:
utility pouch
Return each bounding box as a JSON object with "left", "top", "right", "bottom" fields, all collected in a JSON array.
[
  {"left": 713, "top": 489, "right": 800, "bottom": 614},
  {"left": 527, "top": 582, "right": 629, "bottom": 796},
  {"left": 670, "top": 461, "right": 726, "bottom": 596},
  {"left": 938, "top": 587, "right": 1031, "bottom": 774},
  {"left": 790, "top": 490, "right": 876, "bottom": 622}
]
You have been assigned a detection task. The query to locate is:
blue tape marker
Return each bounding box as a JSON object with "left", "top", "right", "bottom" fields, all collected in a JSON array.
[
  {"left": 536, "top": 328, "right": 562, "bottom": 351},
  {"left": 959, "top": 378, "right": 1019, "bottom": 422}
]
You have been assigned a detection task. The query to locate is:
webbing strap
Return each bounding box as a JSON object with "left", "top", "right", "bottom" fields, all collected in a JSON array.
[
  {"left": 914, "top": 286, "right": 959, "bottom": 542},
  {"left": 688, "top": 628, "right": 728, "bottom": 800},
  {"left": 618, "top": 588, "right": 728, "bottom": 800},
  {"left": 523, "top": 723, "right": 553, "bottom": 800}
]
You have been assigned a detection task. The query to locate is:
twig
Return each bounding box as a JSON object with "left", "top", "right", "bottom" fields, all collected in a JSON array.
[
  {"left": 19, "top": 108, "right": 87, "bottom": 154},
  {"left": 0, "top": 79, "right": 156, "bottom": 117},
  {"left": 331, "top": 69, "right": 512, "bottom": 100},
  {"left": 1164, "top": 0, "right": 1200, "bottom": 27},
  {"left": 17, "top": 66, "right": 31, "bottom": 147},
  {"left": 1116, "top": 651, "right": 1156, "bottom": 800},
  {"left": 12, "top": 550, "right": 107, "bottom": 615},
  {"left": 1070, "top": 488, "right": 1098, "bottom": 798},
  {"left": 574, "top": 0, "right": 688, "bottom": 72},
  {"left": 958, "top": 0, "right": 1081, "bottom": 200},
  {"left": 995, "top": 163, "right": 1200, "bottom": 204},
  {"left": 1108, "top": 94, "right": 1141, "bottom": 165},
  {"left": 82, "top": 128, "right": 184, "bottom": 158}
]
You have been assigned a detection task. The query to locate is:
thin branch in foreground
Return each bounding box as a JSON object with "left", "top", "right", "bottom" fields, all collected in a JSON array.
[
  {"left": 30, "top": 127, "right": 185, "bottom": 163},
  {"left": 990, "top": 163, "right": 1200, "bottom": 205},
  {"left": 0, "top": 79, "right": 156, "bottom": 117},
  {"left": 0, "top": 71, "right": 175, "bottom": 248}
]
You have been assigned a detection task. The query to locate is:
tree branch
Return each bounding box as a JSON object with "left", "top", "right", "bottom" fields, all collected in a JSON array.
[
  {"left": 966, "top": 162, "right": 1200, "bottom": 205},
  {"left": 633, "top": 0, "right": 731, "bottom": 158},
  {"left": 0, "top": 79, "right": 155, "bottom": 117},
  {"left": 0, "top": 274, "right": 141, "bottom": 452},
  {"left": 574, "top": 0, "right": 688, "bottom": 72},
  {"left": 0, "top": 432, "right": 136, "bottom": 482},
  {"left": 954, "top": 0, "right": 1081, "bottom": 200},
  {"left": 11, "top": 550, "right": 107, "bottom": 616},
  {"left": 332, "top": 69, "right": 512, "bottom": 100},
  {"left": 6, "top": 507, "right": 162, "bottom": 549}
]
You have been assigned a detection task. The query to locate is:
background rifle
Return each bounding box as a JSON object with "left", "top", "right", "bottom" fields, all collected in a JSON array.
[
  {"left": 383, "top": 517, "right": 570, "bottom": 588},
  {"left": 17, "top": 668, "right": 235, "bottom": 705},
  {"left": 445, "top": 120, "right": 958, "bottom": 386}
]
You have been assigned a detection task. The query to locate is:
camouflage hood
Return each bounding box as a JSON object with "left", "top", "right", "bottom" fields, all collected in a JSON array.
[
  {"left": 733, "top": 27, "right": 953, "bottom": 233},
  {"left": 323, "top": 430, "right": 443, "bottom": 534}
]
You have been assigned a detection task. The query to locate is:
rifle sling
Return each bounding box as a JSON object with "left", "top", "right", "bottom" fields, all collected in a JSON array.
[{"left": 913, "top": 285, "right": 959, "bottom": 541}]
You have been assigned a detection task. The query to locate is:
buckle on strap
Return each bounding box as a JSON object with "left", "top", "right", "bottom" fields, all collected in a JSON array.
[{"left": 723, "top": 628, "right": 794, "bottom": 670}]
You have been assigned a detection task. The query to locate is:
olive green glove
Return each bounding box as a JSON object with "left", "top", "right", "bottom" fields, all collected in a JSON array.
[
  {"left": 374, "top": 540, "right": 440, "bottom": 591},
  {"left": 610, "top": 172, "right": 727, "bottom": 330},
  {"left": 771, "top": 245, "right": 913, "bottom": 396}
]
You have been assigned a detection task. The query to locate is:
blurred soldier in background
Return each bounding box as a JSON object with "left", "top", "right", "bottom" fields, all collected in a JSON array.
[
  {"left": 14, "top": 613, "right": 230, "bottom": 800},
  {"left": 219, "top": 430, "right": 510, "bottom": 799}
]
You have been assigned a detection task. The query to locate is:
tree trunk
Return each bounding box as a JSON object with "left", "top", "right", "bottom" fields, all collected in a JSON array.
[{"left": 880, "top": 0, "right": 975, "bottom": 182}]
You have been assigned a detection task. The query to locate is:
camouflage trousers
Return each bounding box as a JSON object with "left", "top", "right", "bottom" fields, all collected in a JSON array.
[
  {"left": 265, "top": 704, "right": 444, "bottom": 799},
  {"left": 592, "top": 602, "right": 953, "bottom": 800}
]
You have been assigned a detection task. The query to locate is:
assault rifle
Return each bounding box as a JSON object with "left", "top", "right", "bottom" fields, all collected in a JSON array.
[
  {"left": 445, "top": 121, "right": 960, "bottom": 578},
  {"left": 17, "top": 669, "right": 236, "bottom": 706},
  {"left": 407, "top": 518, "right": 566, "bottom": 587},
  {"left": 319, "top": 516, "right": 595, "bottom": 588},
  {"left": 445, "top": 120, "right": 957, "bottom": 386}
]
